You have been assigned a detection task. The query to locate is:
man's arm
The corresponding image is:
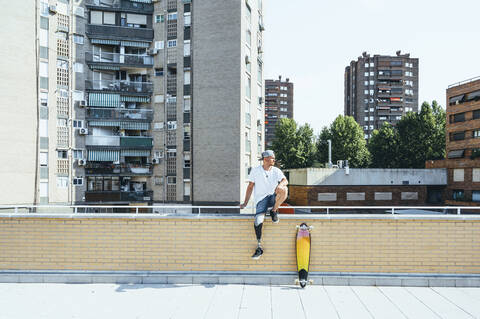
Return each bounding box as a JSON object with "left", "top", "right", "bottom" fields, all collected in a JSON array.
[
  {"left": 240, "top": 182, "right": 255, "bottom": 209},
  {"left": 276, "top": 178, "right": 288, "bottom": 189}
]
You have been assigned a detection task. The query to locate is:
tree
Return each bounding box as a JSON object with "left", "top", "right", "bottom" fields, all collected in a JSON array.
[
  {"left": 315, "top": 115, "right": 371, "bottom": 168},
  {"left": 271, "top": 118, "right": 316, "bottom": 169},
  {"left": 368, "top": 122, "right": 399, "bottom": 168},
  {"left": 396, "top": 101, "right": 446, "bottom": 168}
]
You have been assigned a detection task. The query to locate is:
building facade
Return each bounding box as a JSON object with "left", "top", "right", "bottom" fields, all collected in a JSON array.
[
  {"left": 264, "top": 76, "right": 293, "bottom": 147},
  {"left": 1, "top": 0, "right": 265, "bottom": 206},
  {"left": 286, "top": 168, "right": 446, "bottom": 207},
  {"left": 344, "top": 51, "right": 419, "bottom": 139},
  {"left": 426, "top": 77, "right": 480, "bottom": 204}
]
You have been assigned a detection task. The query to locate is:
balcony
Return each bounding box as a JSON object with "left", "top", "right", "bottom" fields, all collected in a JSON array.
[
  {"left": 85, "top": 79, "right": 153, "bottom": 95},
  {"left": 85, "top": 136, "right": 152, "bottom": 148},
  {"left": 120, "top": 136, "right": 153, "bottom": 148},
  {"left": 85, "top": 190, "right": 153, "bottom": 203},
  {"left": 86, "top": 24, "right": 153, "bottom": 42},
  {"left": 167, "top": 75, "right": 177, "bottom": 95},
  {"left": 85, "top": 0, "right": 154, "bottom": 13},
  {"left": 86, "top": 135, "right": 120, "bottom": 147},
  {"left": 86, "top": 108, "right": 153, "bottom": 121},
  {"left": 85, "top": 164, "right": 152, "bottom": 176},
  {"left": 85, "top": 52, "right": 153, "bottom": 68}
]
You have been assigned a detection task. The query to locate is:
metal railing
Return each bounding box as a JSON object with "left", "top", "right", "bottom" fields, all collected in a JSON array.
[
  {"left": 85, "top": 80, "right": 153, "bottom": 94},
  {"left": 85, "top": 0, "right": 153, "bottom": 13},
  {"left": 0, "top": 205, "right": 480, "bottom": 217},
  {"left": 86, "top": 24, "right": 154, "bottom": 41},
  {"left": 448, "top": 76, "right": 480, "bottom": 89},
  {"left": 85, "top": 164, "right": 152, "bottom": 175},
  {"left": 85, "top": 52, "right": 153, "bottom": 67},
  {"left": 86, "top": 108, "right": 153, "bottom": 121}
]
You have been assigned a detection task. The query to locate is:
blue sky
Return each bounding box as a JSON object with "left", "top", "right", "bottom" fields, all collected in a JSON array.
[{"left": 264, "top": 0, "right": 480, "bottom": 133}]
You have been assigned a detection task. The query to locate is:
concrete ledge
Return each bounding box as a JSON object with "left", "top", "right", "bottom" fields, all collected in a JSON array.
[{"left": 0, "top": 271, "right": 479, "bottom": 287}]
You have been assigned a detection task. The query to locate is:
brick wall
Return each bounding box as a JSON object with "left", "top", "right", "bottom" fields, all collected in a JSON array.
[
  {"left": 0, "top": 216, "right": 479, "bottom": 274},
  {"left": 288, "top": 185, "right": 444, "bottom": 206}
]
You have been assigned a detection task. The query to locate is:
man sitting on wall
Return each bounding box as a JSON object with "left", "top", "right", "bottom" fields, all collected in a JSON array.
[{"left": 240, "top": 150, "right": 289, "bottom": 259}]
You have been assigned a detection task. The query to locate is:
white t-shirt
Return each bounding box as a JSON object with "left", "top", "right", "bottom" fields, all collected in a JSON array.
[{"left": 247, "top": 165, "right": 286, "bottom": 205}]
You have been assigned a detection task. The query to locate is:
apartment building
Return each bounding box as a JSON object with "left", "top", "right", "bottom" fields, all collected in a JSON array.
[
  {"left": 2, "top": 0, "right": 265, "bottom": 206},
  {"left": 344, "top": 51, "right": 419, "bottom": 139},
  {"left": 0, "top": 2, "right": 37, "bottom": 205},
  {"left": 426, "top": 77, "right": 480, "bottom": 204},
  {"left": 264, "top": 76, "right": 293, "bottom": 147}
]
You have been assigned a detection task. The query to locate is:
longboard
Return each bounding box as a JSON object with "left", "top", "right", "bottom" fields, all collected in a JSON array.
[{"left": 295, "top": 223, "right": 313, "bottom": 288}]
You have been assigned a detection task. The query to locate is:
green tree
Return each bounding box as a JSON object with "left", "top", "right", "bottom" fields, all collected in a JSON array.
[
  {"left": 368, "top": 122, "right": 399, "bottom": 168},
  {"left": 315, "top": 115, "right": 371, "bottom": 167},
  {"left": 271, "top": 118, "right": 316, "bottom": 169},
  {"left": 396, "top": 101, "right": 446, "bottom": 168}
]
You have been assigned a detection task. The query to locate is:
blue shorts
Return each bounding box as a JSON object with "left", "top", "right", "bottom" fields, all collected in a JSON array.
[{"left": 256, "top": 194, "right": 276, "bottom": 214}]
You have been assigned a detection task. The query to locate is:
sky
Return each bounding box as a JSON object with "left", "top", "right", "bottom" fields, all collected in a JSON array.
[{"left": 263, "top": 0, "right": 480, "bottom": 134}]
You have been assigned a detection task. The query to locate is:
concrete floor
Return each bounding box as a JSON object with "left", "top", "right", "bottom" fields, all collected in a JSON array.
[{"left": 1, "top": 283, "right": 480, "bottom": 318}]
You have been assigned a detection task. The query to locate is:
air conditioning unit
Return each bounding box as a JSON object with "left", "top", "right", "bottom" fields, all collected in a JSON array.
[
  {"left": 337, "top": 160, "right": 344, "bottom": 169},
  {"left": 49, "top": 5, "right": 57, "bottom": 14},
  {"left": 152, "top": 158, "right": 161, "bottom": 164},
  {"left": 77, "top": 100, "right": 86, "bottom": 108},
  {"left": 78, "top": 159, "right": 86, "bottom": 166},
  {"left": 258, "top": 46, "right": 263, "bottom": 54},
  {"left": 79, "top": 128, "right": 88, "bottom": 135},
  {"left": 147, "top": 48, "right": 158, "bottom": 55},
  {"left": 245, "top": 55, "right": 250, "bottom": 64},
  {"left": 259, "top": 22, "right": 265, "bottom": 32},
  {"left": 258, "top": 97, "right": 263, "bottom": 104}
]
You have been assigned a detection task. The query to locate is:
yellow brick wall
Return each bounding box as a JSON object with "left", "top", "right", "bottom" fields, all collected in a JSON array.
[{"left": 0, "top": 217, "right": 479, "bottom": 273}]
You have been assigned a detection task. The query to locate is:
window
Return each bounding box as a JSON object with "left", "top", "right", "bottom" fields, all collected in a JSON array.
[
  {"left": 453, "top": 169, "right": 465, "bottom": 182},
  {"left": 364, "top": 81, "right": 368, "bottom": 86},
  {"left": 74, "top": 63, "right": 83, "bottom": 73},
  {"left": 167, "top": 121, "right": 177, "bottom": 130},
  {"left": 364, "top": 89, "right": 369, "bottom": 95},
  {"left": 167, "top": 176, "right": 176, "bottom": 184},
  {"left": 245, "top": 75, "right": 251, "bottom": 99},
  {"left": 370, "top": 116, "right": 374, "bottom": 121},
  {"left": 369, "top": 80, "right": 374, "bottom": 85},
  {"left": 57, "top": 119, "right": 67, "bottom": 127},
  {"left": 452, "top": 189, "right": 464, "bottom": 201},
  {"left": 73, "top": 177, "right": 83, "bottom": 186},
  {"left": 103, "top": 12, "right": 115, "bottom": 25},
  {"left": 450, "top": 113, "right": 465, "bottom": 123},
  {"left": 40, "top": 152, "right": 48, "bottom": 166},
  {"left": 474, "top": 130, "right": 480, "bottom": 138},
  {"left": 183, "top": 40, "right": 191, "bottom": 56},
  {"left": 57, "top": 177, "right": 69, "bottom": 188},
  {"left": 245, "top": 3, "right": 251, "bottom": 24},
  {"left": 167, "top": 12, "right": 177, "bottom": 20},
  {"left": 369, "top": 125, "right": 374, "bottom": 130},
  {"left": 72, "top": 120, "right": 83, "bottom": 128},
  {"left": 167, "top": 40, "right": 177, "bottom": 48},
  {"left": 73, "top": 34, "right": 84, "bottom": 44},
  {"left": 40, "top": 16, "right": 49, "bottom": 30},
  {"left": 474, "top": 110, "right": 480, "bottom": 120},
  {"left": 364, "top": 72, "right": 369, "bottom": 77},
  {"left": 364, "top": 63, "right": 369, "bottom": 68},
  {"left": 40, "top": 62, "right": 48, "bottom": 77},
  {"left": 155, "top": 41, "right": 164, "bottom": 50},
  {"left": 364, "top": 116, "right": 369, "bottom": 121},
  {"left": 369, "top": 89, "right": 374, "bottom": 96},
  {"left": 184, "top": 12, "right": 191, "bottom": 26},
  {"left": 246, "top": 29, "right": 251, "bottom": 46},
  {"left": 155, "top": 15, "right": 164, "bottom": 23},
  {"left": 184, "top": 154, "right": 191, "bottom": 168},
  {"left": 155, "top": 68, "right": 164, "bottom": 76},
  {"left": 405, "top": 71, "right": 413, "bottom": 77},
  {"left": 57, "top": 150, "right": 68, "bottom": 159},
  {"left": 390, "top": 60, "right": 402, "bottom": 66},
  {"left": 184, "top": 124, "right": 191, "bottom": 139},
  {"left": 73, "top": 150, "right": 84, "bottom": 159}
]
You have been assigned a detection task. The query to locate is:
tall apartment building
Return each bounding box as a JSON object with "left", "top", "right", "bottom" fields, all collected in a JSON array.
[
  {"left": 0, "top": 0, "right": 265, "bottom": 206},
  {"left": 427, "top": 77, "right": 480, "bottom": 204},
  {"left": 344, "top": 51, "right": 419, "bottom": 139},
  {"left": 264, "top": 76, "right": 293, "bottom": 147}
]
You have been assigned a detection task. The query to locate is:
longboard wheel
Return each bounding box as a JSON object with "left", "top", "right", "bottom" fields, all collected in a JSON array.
[
  {"left": 309, "top": 279, "right": 314, "bottom": 284},
  {"left": 295, "top": 279, "right": 299, "bottom": 284},
  {"left": 308, "top": 226, "right": 314, "bottom": 230},
  {"left": 296, "top": 225, "right": 300, "bottom": 229}
]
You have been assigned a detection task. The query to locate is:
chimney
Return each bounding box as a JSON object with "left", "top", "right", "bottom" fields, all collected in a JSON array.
[
  {"left": 396, "top": 50, "right": 401, "bottom": 56},
  {"left": 278, "top": 75, "right": 282, "bottom": 82},
  {"left": 286, "top": 78, "right": 289, "bottom": 82}
]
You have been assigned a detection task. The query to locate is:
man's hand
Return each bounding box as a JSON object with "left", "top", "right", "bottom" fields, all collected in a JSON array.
[{"left": 240, "top": 203, "right": 247, "bottom": 209}]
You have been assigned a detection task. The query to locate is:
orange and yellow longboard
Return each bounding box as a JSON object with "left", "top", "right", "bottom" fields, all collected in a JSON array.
[{"left": 296, "top": 223, "right": 313, "bottom": 288}]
